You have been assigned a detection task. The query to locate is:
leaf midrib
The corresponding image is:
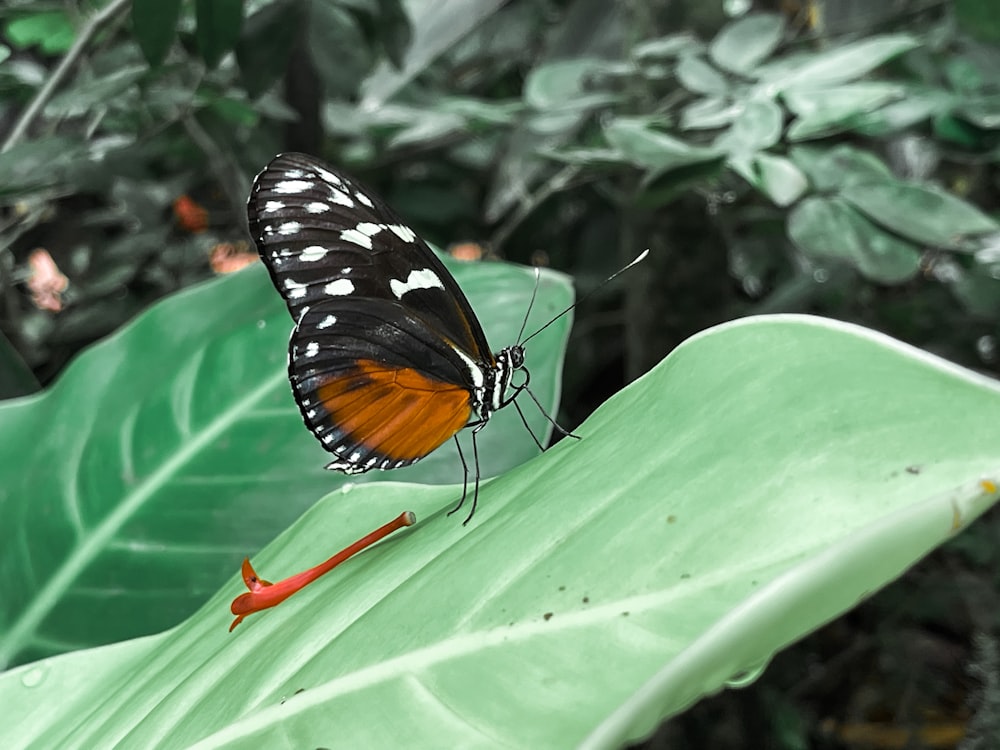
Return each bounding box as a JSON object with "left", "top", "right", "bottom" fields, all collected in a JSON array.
[{"left": 0, "top": 367, "right": 289, "bottom": 667}]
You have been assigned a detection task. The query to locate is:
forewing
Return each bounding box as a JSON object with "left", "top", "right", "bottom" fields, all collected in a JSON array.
[
  {"left": 289, "top": 297, "right": 480, "bottom": 473},
  {"left": 247, "top": 152, "right": 493, "bottom": 361}
]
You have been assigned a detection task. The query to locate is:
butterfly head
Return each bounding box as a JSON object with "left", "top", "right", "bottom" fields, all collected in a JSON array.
[{"left": 486, "top": 344, "right": 527, "bottom": 417}]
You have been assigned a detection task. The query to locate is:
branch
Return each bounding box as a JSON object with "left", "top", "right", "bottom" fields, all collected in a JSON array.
[{"left": 1, "top": 0, "right": 132, "bottom": 153}]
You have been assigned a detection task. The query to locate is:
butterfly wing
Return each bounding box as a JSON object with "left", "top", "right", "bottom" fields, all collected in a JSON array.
[
  {"left": 248, "top": 153, "right": 494, "bottom": 473},
  {"left": 289, "top": 298, "right": 482, "bottom": 473},
  {"left": 248, "top": 152, "right": 493, "bottom": 361}
]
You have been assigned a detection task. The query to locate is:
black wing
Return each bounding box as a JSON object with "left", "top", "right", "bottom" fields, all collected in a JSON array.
[
  {"left": 289, "top": 297, "right": 481, "bottom": 473},
  {"left": 247, "top": 152, "right": 493, "bottom": 363}
]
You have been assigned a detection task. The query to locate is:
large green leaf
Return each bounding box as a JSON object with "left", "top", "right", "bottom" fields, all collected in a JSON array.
[
  {"left": 3, "top": 316, "right": 999, "bottom": 748},
  {"left": 0, "top": 261, "right": 571, "bottom": 669}
]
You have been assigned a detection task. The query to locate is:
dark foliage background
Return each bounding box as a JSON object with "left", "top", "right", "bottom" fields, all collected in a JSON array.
[{"left": 2, "top": 0, "right": 999, "bottom": 747}]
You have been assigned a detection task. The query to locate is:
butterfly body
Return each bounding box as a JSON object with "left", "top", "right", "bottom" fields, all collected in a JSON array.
[{"left": 248, "top": 153, "right": 526, "bottom": 490}]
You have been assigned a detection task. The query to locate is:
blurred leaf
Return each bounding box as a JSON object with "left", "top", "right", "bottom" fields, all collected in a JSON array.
[
  {"left": 605, "top": 118, "right": 723, "bottom": 172},
  {"left": 0, "top": 44, "right": 10, "bottom": 65},
  {"left": 543, "top": 147, "right": 627, "bottom": 168},
  {"left": 3, "top": 317, "right": 1000, "bottom": 747},
  {"left": 709, "top": 13, "right": 784, "bottom": 74},
  {"left": 841, "top": 183, "right": 1000, "bottom": 250},
  {"left": 524, "top": 58, "right": 613, "bottom": 111},
  {"left": 851, "top": 89, "right": 953, "bottom": 136},
  {"left": 757, "top": 34, "right": 920, "bottom": 89},
  {"left": 789, "top": 144, "right": 894, "bottom": 191},
  {"left": 374, "top": 0, "right": 412, "bottom": 68},
  {"left": 715, "top": 98, "right": 784, "bottom": 154},
  {"left": 203, "top": 92, "right": 260, "bottom": 127},
  {"left": 131, "top": 0, "right": 183, "bottom": 67},
  {"left": 386, "top": 110, "right": 465, "bottom": 149},
  {"left": 957, "top": 95, "right": 1000, "bottom": 129},
  {"left": 0, "top": 137, "right": 89, "bottom": 195},
  {"left": 948, "top": 261, "right": 1000, "bottom": 317},
  {"left": 0, "top": 261, "right": 571, "bottom": 668},
  {"left": 789, "top": 197, "right": 921, "bottom": 283},
  {"left": 956, "top": 0, "right": 1000, "bottom": 44},
  {"left": 632, "top": 32, "right": 703, "bottom": 62},
  {"left": 732, "top": 152, "right": 807, "bottom": 208},
  {"left": 235, "top": 0, "right": 304, "bottom": 98},
  {"left": 361, "top": 0, "right": 506, "bottom": 109},
  {"left": 676, "top": 55, "right": 730, "bottom": 96},
  {"left": 5, "top": 11, "right": 75, "bottom": 54},
  {"left": 44, "top": 66, "right": 147, "bottom": 117},
  {"left": 307, "top": 0, "right": 370, "bottom": 98},
  {"left": 785, "top": 83, "right": 905, "bottom": 140},
  {"left": 195, "top": 0, "right": 244, "bottom": 69},
  {"left": 681, "top": 97, "right": 743, "bottom": 130},
  {"left": 439, "top": 96, "right": 521, "bottom": 125}
]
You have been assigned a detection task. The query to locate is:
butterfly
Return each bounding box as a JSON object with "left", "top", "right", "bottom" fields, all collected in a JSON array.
[{"left": 247, "top": 152, "right": 539, "bottom": 523}]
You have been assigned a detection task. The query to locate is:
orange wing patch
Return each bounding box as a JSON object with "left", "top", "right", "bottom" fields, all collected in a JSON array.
[{"left": 317, "top": 359, "right": 473, "bottom": 461}]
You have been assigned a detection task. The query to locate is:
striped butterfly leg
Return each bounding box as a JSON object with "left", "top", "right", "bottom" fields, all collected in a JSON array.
[{"left": 229, "top": 511, "right": 416, "bottom": 631}]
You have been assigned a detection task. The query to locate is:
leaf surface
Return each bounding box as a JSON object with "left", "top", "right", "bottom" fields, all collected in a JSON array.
[{"left": 3, "top": 315, "right": 999, "bottom": 749}]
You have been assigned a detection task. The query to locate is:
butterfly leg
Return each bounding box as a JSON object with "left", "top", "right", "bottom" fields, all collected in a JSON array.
[
  {"left": 449, "top": 435, "right": 470, "bottom": 517},
  {"left": 447, "top": 421, "right": 487, "bottom": 524}
]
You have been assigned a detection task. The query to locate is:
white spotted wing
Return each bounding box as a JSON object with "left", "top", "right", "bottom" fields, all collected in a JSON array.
[{"left": 247, "top": 152, "right": 497, "bottom": 473}]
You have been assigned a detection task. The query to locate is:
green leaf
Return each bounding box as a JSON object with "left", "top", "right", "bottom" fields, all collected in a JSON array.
[
  {"left": 956, "top": 0, "right": 1000, "bottom": 44},
  {"left": 709, "top": 13, "right": 785, "bottom": 74},
  {"left": 44, "top": 66, "right": 148, "bottom": 118},
  {"left": 605, "top": 118, "right": 723, "bottom": 172},
  {"left": 131, "top": 0, "right": 183, "bottom": 67},
  {"left": 788, "top": 197, "right": 921, "bottom": 283},
  {"left": 715, "top": 98, "right": 784, "bottom": 154},
  {"left": 306, "top": 0, "right": 370, "bottom": 98},
  {"left": 0, "top": 261, "right": 572, "bottom": 668},
  {"left": 680, "top": 97, "right": 742, "bottom": 130},
  {"left": 788, "top": 144, "right": 894, "bottom": 191},
  {"left": 675, "top": 55, "right": 730, "bottom": 96},
  {"left": 784, "top": 83, "right": 905, "bottom": 140},
  {"left": 195, "top": 0, "right": 244, "bottom": 68},
  {"left": 524, "top": 58, "right": 614, "bottom": 111},
  {"left": 3, "top": 316, "right": 999, "bottom": 747},
  {"left": 841, "top": 182, "right": 1000, "bottom": 250},
  {"left": 633, "top": 32, "right": 702, "bottom": 61},
  {"left": 850, "top": 89, "right": 953, "bottom": 136},
  {"left": 0, "top": 136, "right": 90, "bottom": 195},
  {"left": 731, "top": 152, "right": 807, "bottom": 208},
  {"left": 235, "top": 0, "right": 304, "bottom": 98},
  {"left": 374, "top": 0, "right": 412, "bottom": 69},
  {"left": 756, "top": 34, "right": 920, "bottom": 89},
  {"left": 5, "top": 12, "right": 75, "bottom": 54},
  {"left": 360, "top": 0, "right": 506, "bottom": 109}
]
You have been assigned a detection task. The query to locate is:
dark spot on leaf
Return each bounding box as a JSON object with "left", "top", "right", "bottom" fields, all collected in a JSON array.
[
  {"left": 667, "top": 515, "right": 676, "bottom": 523},
  {"left": 621, "top": 611, "right": 630, "bottom": 617},
  {"left": 906, "top": 465, "right": 921, "bottom": 474},
  {"left": 680, "top": 573, "right": 690, "bottom": 579},
  {"left": 543, "top": 612, "right": 553, "bottom": 621},
  {"left": 558, "top": 585, "right": 566, "bottom": 591},
  {"left": 582, "top": 596, "right": 590, "bottom": 604}
]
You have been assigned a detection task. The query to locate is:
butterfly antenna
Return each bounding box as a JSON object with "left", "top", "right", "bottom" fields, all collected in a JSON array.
[
  {"left": 515, "top": 268, "right": 542, "bottom": 346},
  {"left": 520, "top": 249, "right": 649, "bottom": 347}
]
